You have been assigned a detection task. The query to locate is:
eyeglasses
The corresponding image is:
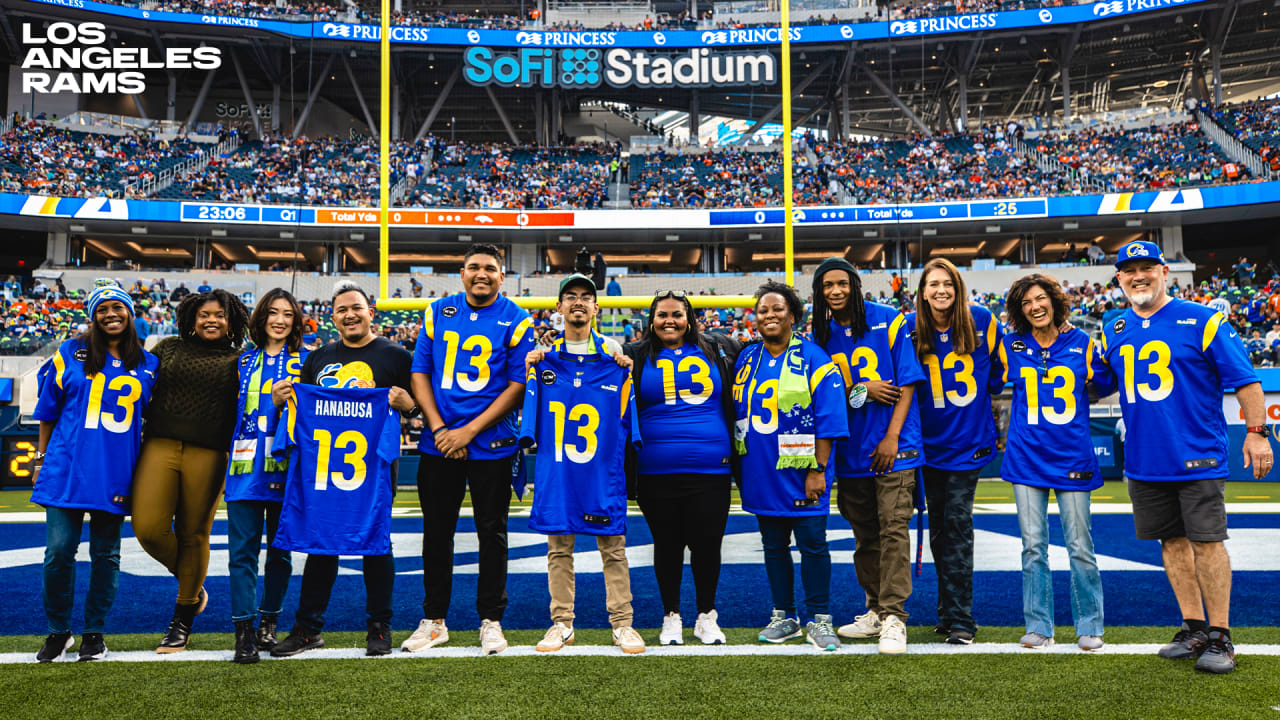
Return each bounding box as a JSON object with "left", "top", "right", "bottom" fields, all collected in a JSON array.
[
  {"left": 654, "top": 289, "right": 688, "bottom": 299},
  {"left": 1037, "top": 349, "right": 1051, "bottom": 377}
]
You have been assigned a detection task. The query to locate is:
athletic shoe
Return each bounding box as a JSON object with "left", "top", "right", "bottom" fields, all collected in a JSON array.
[
  {"left": 659, "top": 613, "right": 683, "bottom": 646},
  {"left": 401, "top": 618, "right": 449, "bottom": 652},
  {"left": 36, "top": 632, "right": 73, "bottom": 663},
  {"left": 933, "top": 623, "right": 950, "bottom": 636},
  {"left": 693, "top": 611, "right": 727, "bottom": 646},
  {"left": 366, "top": 622, "right": 392, "bottom": 656},
  {"left": 78, "top": 633, "right": 107, "bottom": 662},
  {"left": 613, "top": 626, "right": 646, "bottom": 654},
  {"left": 878, "top": 616, "right": 907, "bottom": 655},
  {"left": 805, "top": 614, "right": 840, "bottom": 652},
  {"left": 1194, "top": 631, "right": 1236, "bottom": 674},
  {"left": 479, "top": 619, "right": 508, "bottom": 655},
  {"left": 1157, "top": 623, "right": 1209, "bottom": 660},
  {"left": 536, "top": 622, "right": 574, "bottom": 652},
  {"left": 758, "top": 610, "right": 803, "bottom": 644},
  {"left": 946, "top": 628, "right": 975, "bottom": 645},
  {"left": 270, "top": 631, "right": 324, "bottom": 657},
  {"left": 1020, "top": 632, "right": 1055, "bottom": 649},
  {"left": 838, "top": 610, "right": 882, "bottom": 639},
  {"left": 1077, "top": 635, "right": 1104, "bottom": 652}
]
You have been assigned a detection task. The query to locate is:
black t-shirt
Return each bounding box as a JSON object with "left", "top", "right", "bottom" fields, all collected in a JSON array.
[{"left": 300, "top": 335, "right": 413, "bottom": 394}]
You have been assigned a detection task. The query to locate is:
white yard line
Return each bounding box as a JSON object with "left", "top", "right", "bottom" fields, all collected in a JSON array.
[{"left": 6, "top": 642, "right": 1280, "bottom": 663}]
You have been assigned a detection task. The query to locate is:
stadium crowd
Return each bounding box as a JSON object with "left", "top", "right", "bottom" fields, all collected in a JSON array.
[{"left": 1209, "top": 98, "right": 1280, "bottom": 173}]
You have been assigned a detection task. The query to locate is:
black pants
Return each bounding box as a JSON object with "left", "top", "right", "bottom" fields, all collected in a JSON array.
[
  {"left": 293, "top": 554, "right": 394, "bottom": 633},
  {"left": 417, "top": 452, "right": 513, "bottom": 622},
  {"left": 636, "top": 474, "right": 731, "bottom": 615},
  {"left": 922, "top": 466, "right": 981, "bottom": 633}
]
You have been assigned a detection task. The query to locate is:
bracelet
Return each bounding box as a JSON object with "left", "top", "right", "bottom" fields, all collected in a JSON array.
[{"left": 432, "top": 426, "right": 447, "bottom": 436}]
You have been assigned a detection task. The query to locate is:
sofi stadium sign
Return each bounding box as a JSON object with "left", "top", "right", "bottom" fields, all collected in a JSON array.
[{"left": 462, "top": 46, "right": 775, "bottom": 88}]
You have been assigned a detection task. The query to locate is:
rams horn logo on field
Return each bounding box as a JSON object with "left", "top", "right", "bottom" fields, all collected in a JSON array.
[
  {"left": 1011, "top": 340, "right": 1027, "bottom": 353},
  {"left": 441, "top": 306, "right": 458, "bottom": 318},
  {"left": 74, "top": 348, "right": 88, "bottom": 361},
  {"left": 541, "top": 369, "right": 557, "bottom": 385},
  {"left": 1113, "top": 319, "right": 1126, "bottom": 333}
]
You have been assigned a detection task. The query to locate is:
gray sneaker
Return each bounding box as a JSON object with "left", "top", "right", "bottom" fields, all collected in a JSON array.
[
  {"left": 1019, "top": 632, "right": 1054, "bottom": 649},
  {"left": 806, "top": 614, "right": 841, "bottom": 652},
  {"left": 1077, "top": 635, "right": 1104, "bottom": 652},
  {"left": 1157, "top": 623, "right": 1209, "bottom": 660},
  {"left": 758, "top": 610, "right": 802, "bottom": 644},
  {"left": 1193, "top": 631, "right": 1236, "bottom": 674}
]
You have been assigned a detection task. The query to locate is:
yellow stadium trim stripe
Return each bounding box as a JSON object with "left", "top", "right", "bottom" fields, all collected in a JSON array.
[
  {"left": 888, "top": 314, "right": 905, "bottom": 351},
  {"left": 1203, "top": 313, "right": 1223, "bottom": 352},
  {"left": 509, "top": 317, "right": 534, "bottom": 348},
  {"left": 40, "top": 197, "right": 59, "bottom": 215}
]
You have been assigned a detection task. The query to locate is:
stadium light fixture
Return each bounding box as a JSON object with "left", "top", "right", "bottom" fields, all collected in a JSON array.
[
  {"left": 351, "top": 233, "right": 365, "bottom": 241},
  {"left": 210, "top": 228, "right": 227, "bottom": 237},
  {"left": 863, "top": 230, "right": 879, "bottom": 238},
  {"left": 665, "top": 234, "right": 680, "bottom": 242},
  {"left": 748, "top": 233, "right": 763, "bottom": 241},
  {"left": 558, "top": 235, "right": 572, "bottom": 243},
  {"left": 1063, "top": 221, "right": 1079, "bottom": 230},
  {"left": 279, "top": 231, "right": 295, "bottom": 239},
  {"left": 69, "top": 224, "right": 86, "bottom": 232},
  {"left": 458, "top": 234, "right": 472, "bottom": 243},
  {"left": 986, "top": 225, "right": 1000, "bottom": 233},
  {"left": 131, "top": 226, "right": 147, "bottom": 235},
  {"left": 1125, "top": 219, "right": 1142, "bottom": 227},
  {"left": 922, "top": 228, "right": 937, "bottom": 236}
]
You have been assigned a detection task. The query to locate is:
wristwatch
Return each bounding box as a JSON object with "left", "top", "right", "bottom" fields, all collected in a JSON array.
[
  {"left": 812, "top": 462, "right": 827, "bottom": 473},
  {"left": 1246, "top": 426, "right": 1272, "bottom": 438}
]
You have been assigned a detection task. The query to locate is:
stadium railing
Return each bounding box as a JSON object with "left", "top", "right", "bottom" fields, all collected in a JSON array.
[{"left": 1194, "top": 106, "right": 1273, "bottom": 181}]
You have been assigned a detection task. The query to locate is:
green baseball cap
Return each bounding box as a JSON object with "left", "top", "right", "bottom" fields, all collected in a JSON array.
[{"left": 558, "top": 274, "right": 596, "bottom": 299}]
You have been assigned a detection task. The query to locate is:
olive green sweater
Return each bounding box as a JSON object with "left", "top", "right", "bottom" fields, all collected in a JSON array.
[{"left": 146, "top": 336, "right": 241, "bottom": 451}]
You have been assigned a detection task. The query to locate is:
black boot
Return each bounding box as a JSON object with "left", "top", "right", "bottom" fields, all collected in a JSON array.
[
  {"left": 156, "top": 603, "right": 197, "bottom": 654},
  {"left": 233, "top": 620, "right": 260, "bottom": 664},
  {"left": 256, "top": 614, "right": 279, "bottom": 651}
]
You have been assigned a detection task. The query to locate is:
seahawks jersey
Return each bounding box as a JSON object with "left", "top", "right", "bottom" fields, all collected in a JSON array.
[
  {"left": 518, "top": 352, "right": 640, "bottom": 536},
  {"left": 732, "top": 338, "right": 849, "bottom": 517},
  {"left": 413, "top": 293, "right": 534, "bottom": 460},
  {"left": 32, "top": 338, "right": 159, "bottom": 514},
  {"left": 904, "top": 305, "right": 1004, "bottom": 471},
  {"left": 1101, "top": 298, "right": 1258, "bottom": 482},
  {"left": 636, "top": 345, "right": 732, "bottom": 476},
  {"left": 272, "top": 384, "right": 401, "bottom": 555},
  {"left": 999, "top": 328, "right": 1115, "bottom": 491},
  {"left": 821, "top": 304, "right": 926, "bottom": 479}
]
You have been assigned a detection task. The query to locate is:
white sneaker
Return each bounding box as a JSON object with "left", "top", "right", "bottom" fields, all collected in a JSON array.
[
  {"left": 401, "top": 618, "right": 448, "bottom": 652},
  {"left": 878, "top": 615, "right": 907, "bottom": 655},
  {"left": 694, "top": 610, "right": 727, "bottom": 645},
  {"left": 613, "top": 626, "right": 646, "bottom": 654},
  {"left": 536, "top": 622, "right": 574, "bottom": 653},
  {"left": 659, "top": 612, "right": 683, "bottom": 646},
  {"left": 838, "top": 609, "right": 882, "bottom": 639},
  {"left": 479, "top": 619, "right": 507, "bottom": 655}
]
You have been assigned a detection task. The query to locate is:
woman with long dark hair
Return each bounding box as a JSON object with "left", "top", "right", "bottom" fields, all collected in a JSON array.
[
  {"left": 622, "top": 290, "right": 742, "bottom": 646},
  {"left": 32, "top": 285, "right": 158, "bottom": 662},
  {"left": 225, "top": 288, "right": 307, "bottom": 663},
  {"left": 1000, "top": 274, "right": 1114, "bottom": 651},
  {"left": 904, "top": 258, "right": 1004, "bottom": 645},
  {"left": 734, "top": 281, "right": 849, "bottom": 651},
  {"left": 132, "top": 289, "right": 250, "bottom": 653}
]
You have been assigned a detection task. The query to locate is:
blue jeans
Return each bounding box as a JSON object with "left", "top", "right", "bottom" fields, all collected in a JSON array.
[
  {"left": 226, "top": 500, "right": 292, "bottom": 622},
  {"left": 43, "top": 507, "right": 123, "bottom": 634},
  {"left": 756, "top": 514, "right": 830, "bottom": 620},
  {"left": 923, "top": 467, "right": 980, "bottom": 633},
  {"left": 1014, "top": 484, "right": 1104, "bottom": 638}
]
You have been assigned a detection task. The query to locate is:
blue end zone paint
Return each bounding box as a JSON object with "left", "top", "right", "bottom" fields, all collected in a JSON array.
[{"left": 1, "top": 513, "right": 1277, "bottom": 635}]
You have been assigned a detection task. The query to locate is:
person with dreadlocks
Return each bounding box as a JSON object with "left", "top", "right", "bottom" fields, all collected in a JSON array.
[
  {"left": 132, "top": 289, "right": 250, "bottom": 654},
  {"left": 810, "top": 257, "right": 925, "bottom": 655}
]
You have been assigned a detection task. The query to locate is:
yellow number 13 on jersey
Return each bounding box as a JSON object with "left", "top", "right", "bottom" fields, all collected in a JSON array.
[
  {"left": 1118, "top": 341, "right": 1173, "bottom": 403},
  {"left": 549, "top": 401, "right": 599, "bottom": 464},
  {"left": 313, "top": 429, "right": 368, "bottom": 491}
]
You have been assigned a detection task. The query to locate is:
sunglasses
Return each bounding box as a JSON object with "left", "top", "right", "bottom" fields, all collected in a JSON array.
[{"left": 655, "top": 289, "right": 688, "bottom": 299}]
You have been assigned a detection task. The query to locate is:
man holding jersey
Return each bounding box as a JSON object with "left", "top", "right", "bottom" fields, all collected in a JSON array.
[{"left": 1105, "top": 241, "right": 1273, "bottom": 674}]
